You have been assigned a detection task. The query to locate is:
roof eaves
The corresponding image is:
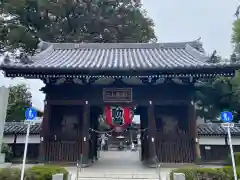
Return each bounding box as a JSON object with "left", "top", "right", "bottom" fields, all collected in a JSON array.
[
  {"left": 185, "top": 44, "right": 209, "bottom": 62},
  {"left": 0, "top": 44, "right": 54, "bottom": 70},
  {"left": 1, "top": 64, "right": 238, "bottom": 76},
  {"left": 31, "top": 44, "right": 54, "bottom": 62},
  {"left": 198, "top": 134, "right": 227, "bottom": 137}
]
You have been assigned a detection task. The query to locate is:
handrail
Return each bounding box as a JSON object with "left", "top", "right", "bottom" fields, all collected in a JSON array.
[
  {"left": 76, "top": 160, "right": 79, "bottom": 180},
  {"left": 79, "top": 154, "right": 83, "bottom": 172},
  {"left": 155, "top": 156, "right": 162, "bottom": 180},
  {"left": 76, "top": 154, "right": 83, "bottom": 180}
]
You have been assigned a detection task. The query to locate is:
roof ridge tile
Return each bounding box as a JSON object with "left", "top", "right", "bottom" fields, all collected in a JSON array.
[{"left": 50, "top": 41, "right": 202, "bottom": 50}]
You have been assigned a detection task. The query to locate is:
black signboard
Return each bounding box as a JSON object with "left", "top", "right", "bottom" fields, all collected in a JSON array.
[{"left": 103, "top": 88, "right": 132, "bottom": 102}]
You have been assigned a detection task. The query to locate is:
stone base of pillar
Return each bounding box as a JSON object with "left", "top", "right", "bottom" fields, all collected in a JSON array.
[
  {"left": 145, "top": 156, "right": 158, "bottom": 167},
  {"left": 81, "top": 155, "right": 93, "bottom": 167},
  {"left": 145, "top": 139, "right": 158, "bottom": 167},
  {"left": 82, "top": 155, "right": 89, "bottom": 164},
  {"left": 0, "top": 153, "right": 5, "bottom": 163},
  {"left": 173, "top": 173, "right": 186, "bottom": 180},
  {"left": 37, "top": 155, "right": 45, "bottom": 163},
  {"left": 0, "top": 153, "right": 11, "bottom": 168},
  {"left": 37, "top": 142, "right": 46, "bottom": 163}
]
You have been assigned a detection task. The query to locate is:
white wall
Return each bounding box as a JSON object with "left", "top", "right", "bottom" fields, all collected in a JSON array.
[
  {"left": 229, "top": 138, "right": 240, "bottom": 145},
  {"left": 3, "top": 135, "right": 14, "bottom": 144},
  {"left": 199, "top": 136, "right": 225, "bottom": 145},
  {"left": 0, "top": 87, "right": 9, "bottom": 145},
  {"left": 199, "top": 136, "right": 240, "bottom": 145},
  {"left": 16, "top": 135, "right": 40, "bottom": 144},
  {"left": 197, "top": 117, "right": 205, "bottom": 124}
]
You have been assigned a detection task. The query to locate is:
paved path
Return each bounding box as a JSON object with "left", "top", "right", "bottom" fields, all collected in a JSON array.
[{"left": 67, "top": 151, "right": 172, "bottom": 180}]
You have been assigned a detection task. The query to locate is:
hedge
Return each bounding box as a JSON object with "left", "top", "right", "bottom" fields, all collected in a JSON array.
[
  {"left": 25, "top": 165, "right": 69, "bottom": 180},
  {"left": 221, "top": 166, "right": 240, "bottom": 179},
  {"left": 170, "top": 167, "right": 232, "bottom": 180},
  {"left": 0, "top": 168, "right": 21, "bottom": 180},
  {"left": 235, "top": 152, "right": 240, "bottom": 166},
  {"left": 0, "top": 166, "right": 68, "bottom": 180}
]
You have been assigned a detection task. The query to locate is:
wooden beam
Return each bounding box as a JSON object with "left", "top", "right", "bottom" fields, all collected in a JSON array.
[{"left": 48, "top": 100, "right": 85, "bottom": 105}]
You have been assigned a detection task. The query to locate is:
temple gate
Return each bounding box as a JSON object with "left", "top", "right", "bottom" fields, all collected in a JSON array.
[{"left": 0, "top": 41, "right": 237, "bottom": 166}]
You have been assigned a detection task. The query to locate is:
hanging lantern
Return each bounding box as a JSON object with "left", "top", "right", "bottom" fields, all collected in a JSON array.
[{"left": 104, "top": 105, "right": 134, "bottom": 129}]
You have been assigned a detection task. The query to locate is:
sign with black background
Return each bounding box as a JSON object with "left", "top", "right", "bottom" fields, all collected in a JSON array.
[{"left": 103, "top": 88, "right": 132, "bottom": 102}]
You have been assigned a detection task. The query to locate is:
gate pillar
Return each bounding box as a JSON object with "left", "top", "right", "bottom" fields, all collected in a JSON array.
[
  {"left": 81, "top": 100, "right": 90, "bottom": 165},
  {"left": 147, "top": 100, "right": 157, "bottom": 165},
  {"left": 38, "top": 98, "right": 50, "bottom": 162},
  {"left": 188, "top": 101, "right": 201, "bottom": 161}
]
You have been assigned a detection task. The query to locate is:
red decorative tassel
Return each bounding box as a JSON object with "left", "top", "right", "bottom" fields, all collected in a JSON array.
[{"left": 123, "top": 107, "right": 130, "bottom": 126}]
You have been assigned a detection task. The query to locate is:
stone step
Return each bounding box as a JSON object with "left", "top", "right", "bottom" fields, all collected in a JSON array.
[
  {"left": 77, "top": 173, "right": 160, "bottom": 179},
  {"left": 70, "top": 173, "right": 168, "bottom": 180},
  {"left": 78, "top": 178, "right": 160, "bottom": 180}
]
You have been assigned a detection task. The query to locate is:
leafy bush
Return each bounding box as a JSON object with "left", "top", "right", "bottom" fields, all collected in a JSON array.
[
  {"left": 226, "top": 152, "right": 240, "bottom": 166},
  {"left": 170, "top": 167, "right": 231, "bottom": 180},
  {"left": 0, "top": 168, "right": 20, "bottom": 180},
  {"left": 226, "top": 154, "right": 232, "bottom": 164},
  {"left": 234, "top": 152, "right": 240, "bottom": 166},
  {"left": 1, "top": 143, "right": 13, "bottom": 162},
  {"left": 25, "top": 165, "right": 69, "bottom": 180},
  {"left": 221, "top": 166, "right": 240, "bottom": 179}
]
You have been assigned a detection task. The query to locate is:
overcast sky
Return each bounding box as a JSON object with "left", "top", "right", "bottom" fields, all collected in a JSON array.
[{"left": 0, "top": 0, "right": 238, "bottom": 111}]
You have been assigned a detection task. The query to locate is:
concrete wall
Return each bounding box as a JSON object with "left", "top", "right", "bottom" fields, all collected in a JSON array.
[
  {"left": 0, "top": 87, "right": 9, "bottom": 163},
  {"left": 199, "top": 136, "right": 240, "bottom": 145}
]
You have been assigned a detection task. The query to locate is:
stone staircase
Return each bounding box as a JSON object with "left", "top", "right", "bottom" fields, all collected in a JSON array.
[
  {"left": 76, "top": 172, "right": 163, "bottom": 180},
  {"left": 67, "top": 151, "right": 171, "bottom": 180}
]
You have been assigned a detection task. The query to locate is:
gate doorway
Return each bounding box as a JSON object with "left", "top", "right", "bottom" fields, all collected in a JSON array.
[{"left": 88, "top": 105, "right": 147, "bottom": 168}]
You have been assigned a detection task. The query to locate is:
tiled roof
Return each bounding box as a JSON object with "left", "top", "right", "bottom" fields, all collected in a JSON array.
[
  {"left": 1, "top": 41, "right": 232, "bottom": 71},
  {"left": 198, "top": 123, "right": 240, "bottom": 136},
  {"left": 4, "top": 122, "right": 41, "bottom": 135},
  {"left": 4, "top": 122, "right": 240, "bottom": 136}
]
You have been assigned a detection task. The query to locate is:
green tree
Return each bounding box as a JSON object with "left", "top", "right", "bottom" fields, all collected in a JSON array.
[
  {"left": 1, "top": 143, "right": 13, "bottom": 162},
  {"left": 0, "top": 0, "right": 156, "bottom": 54},
  {"left": 232, "top": 18, "right": 240, "bottom": 61},
  {"left": 195, "top": 71, "right": 240, "bottom": 122},
  {"left": 195, "top": 14, "right": 240, "bottom": 123},
  {"left": 6, "top": 84, "right": 32, "bottom": 122}
]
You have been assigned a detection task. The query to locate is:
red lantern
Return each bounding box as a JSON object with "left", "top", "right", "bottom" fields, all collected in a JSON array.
[{"left": 104, "top": 105, "right": 133, "bottom": 129}]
